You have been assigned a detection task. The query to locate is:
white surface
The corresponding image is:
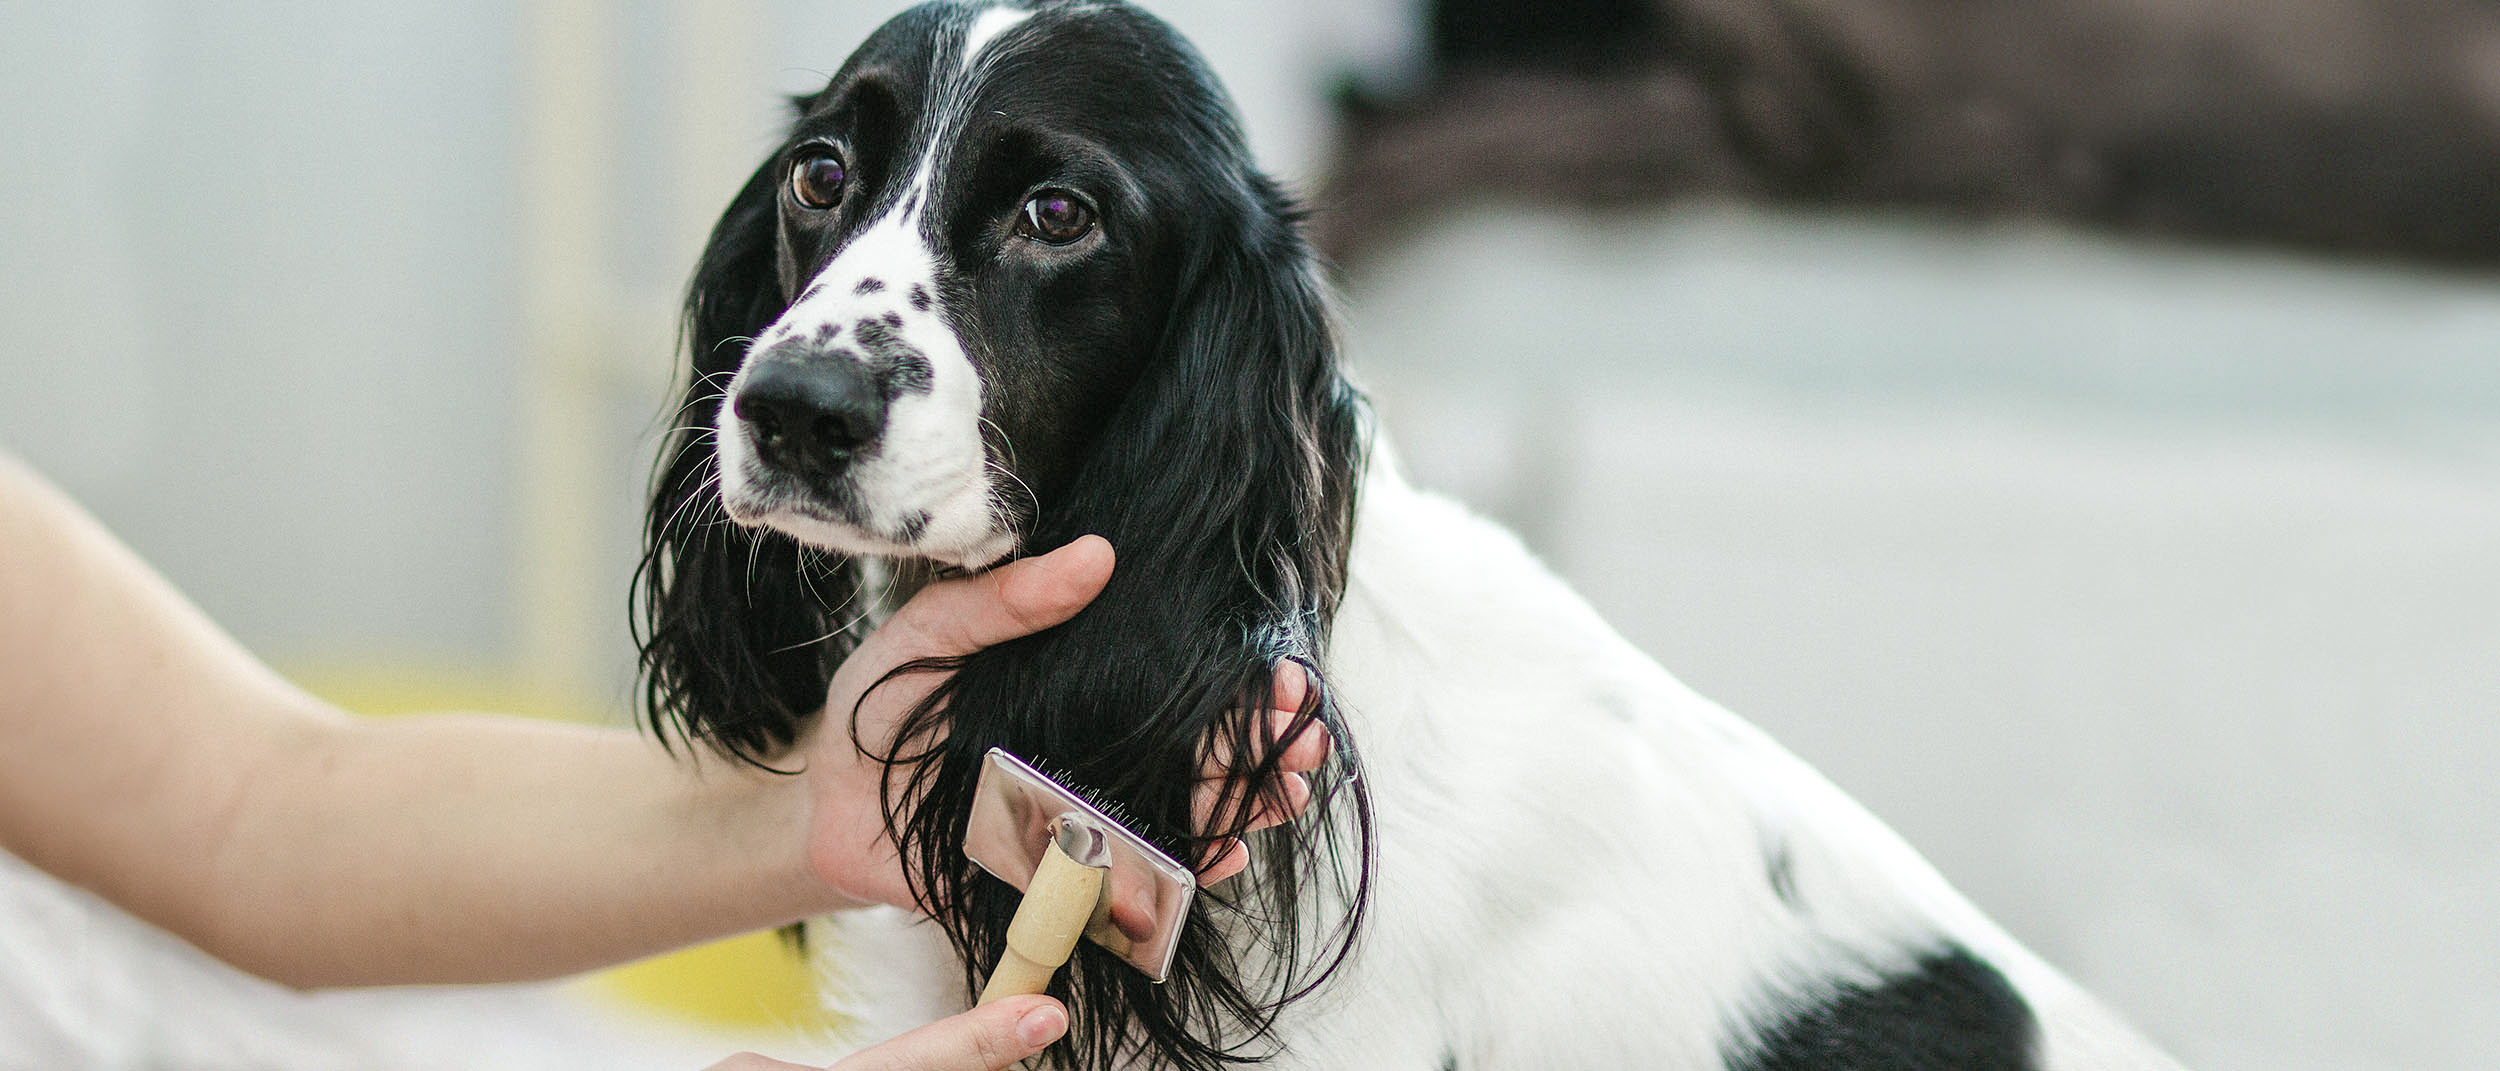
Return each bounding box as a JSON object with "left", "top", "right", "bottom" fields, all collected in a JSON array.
[{"left": 0, "top": 850, "right": 734, "bottom": 1071}]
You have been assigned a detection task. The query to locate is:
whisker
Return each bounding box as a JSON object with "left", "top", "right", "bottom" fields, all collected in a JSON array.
[
  {"left": 674, "top": 390, "right": 730, "bottom": 419},
  {"left": 795, "top": 545, "right": 861, "bottom": 627},
  {"left": 767, "top": 603, "right": 875, "bottom": 656},
  {"left": 976, "top": 415, "right": 1020, "bottom": 470},
  {"left": 657, "top": 467, "right": 725, "bottom": 543},
  {"left": 974, "top": 416, "right": 1039, "bottom": 520},
  {"left": 742, "top": 518, "right": 768, "bottom": 604},
  {"left": 984, "top": 457, "right": 1036, "bottom": 507}
]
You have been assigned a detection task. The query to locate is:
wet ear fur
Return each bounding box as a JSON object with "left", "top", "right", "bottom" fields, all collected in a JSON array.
[
  {"left": 637, "top": 152, "right": 865, "bottom": 764},
  {"left": 872, "top": 175, "right": 1373, "bottom": 1070}
]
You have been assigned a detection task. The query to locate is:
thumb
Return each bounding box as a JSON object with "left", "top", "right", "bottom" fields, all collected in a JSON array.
[
  {"left": 829, "top": 996, "right": 1068, "bottom": 1071},
  {"left": 869, "top": 536, "right": 1114, "bottom": 661}
]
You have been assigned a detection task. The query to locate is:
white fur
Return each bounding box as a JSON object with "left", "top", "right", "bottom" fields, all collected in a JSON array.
[
  {"left": 818, "top": 450, "right": 2188, "bottom": 1069},
  {"left": 959, "top": 6, "right": 1032, "bottom": 72}
]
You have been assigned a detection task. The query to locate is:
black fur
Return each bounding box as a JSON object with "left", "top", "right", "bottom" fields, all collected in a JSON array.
[
  {"left": 1727, "top": 945, "right": 2041, "bottom": 1071},
  {"left": 637, "top": 151, "right": 863, "bottom": 764},
  {"left": 636, "top": 3, "right": 1373, "bottom": 1068}
]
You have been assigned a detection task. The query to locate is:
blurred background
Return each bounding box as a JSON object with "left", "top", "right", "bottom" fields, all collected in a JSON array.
[{"left": 2, "top": 1, "right": 2495, "bottom": 1068}]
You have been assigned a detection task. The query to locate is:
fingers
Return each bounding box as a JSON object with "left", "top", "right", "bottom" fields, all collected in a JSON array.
[
  {"left": 1196, "top": 838, "right": 1251, "bottom": 885},
  {"left": 1188, "top": 662, "right": 1336, "bottom": 882},
  {"left": 1269, "top": 658, "right": 1311, "bottom": 715},
  {"left": 827, "top": 996, "right": 1068, "bottom": 1071},
  {"left": 1191, "top": 756, "right": 1314, "bottom": 840},
  {"left": 1203, "top": 666, "right": 1330, "bottom": 773},
  {"left": 1193, "top": 668, "right": 1332, "bottom": 834},
  {"left": 1270, "top": 709, "right": 1332, "bottom": 773},
  {"left": 867, "top": 536, "right": 1114, "bottom": 663}
]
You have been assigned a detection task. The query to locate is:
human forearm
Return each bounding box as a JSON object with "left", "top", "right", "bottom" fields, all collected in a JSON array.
[
  {"left": 202, "top": 713, "right": 841, "bottom": 987},
  {"left": 0, "top": 455, "right": 313, "bottom": 954},
  {"left": 0, "top": 457, "right": 842, "bottom": 987}
]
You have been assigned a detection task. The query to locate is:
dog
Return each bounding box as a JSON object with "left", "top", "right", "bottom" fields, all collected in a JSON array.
[{"left": 638, "top": 2, "right": 2192, "bottom": 1068}]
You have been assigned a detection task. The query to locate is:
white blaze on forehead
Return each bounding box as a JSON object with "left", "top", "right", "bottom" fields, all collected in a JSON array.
[
  {"left": 960, "top": 5, "right": 1034, "bottom": 72},
  {"left": 763, "top": 196, "right": 936, "bottom": 343}
]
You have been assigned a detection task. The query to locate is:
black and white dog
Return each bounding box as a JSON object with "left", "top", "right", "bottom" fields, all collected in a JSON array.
[{"left": 639, "top": 2, "right": 2190, "bottom": 1068}]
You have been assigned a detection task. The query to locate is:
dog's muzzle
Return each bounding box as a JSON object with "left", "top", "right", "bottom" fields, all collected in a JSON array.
[{"left": 731, "top": 351, "right": 889, "bottom": 487}]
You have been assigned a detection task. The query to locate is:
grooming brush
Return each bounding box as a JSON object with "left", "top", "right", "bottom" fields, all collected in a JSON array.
[{"left": 963, "top": 748, "right": 1198, "bottom": 1003}]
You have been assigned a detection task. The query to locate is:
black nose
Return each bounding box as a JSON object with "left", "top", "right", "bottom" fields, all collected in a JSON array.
[{"left": 731, "top": 356, "right": 887, "bottom": 483}]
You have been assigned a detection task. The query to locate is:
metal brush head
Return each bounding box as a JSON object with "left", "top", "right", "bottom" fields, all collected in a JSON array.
[{"left": 964, "top": 748, "right": 1198, "bottom": 982}]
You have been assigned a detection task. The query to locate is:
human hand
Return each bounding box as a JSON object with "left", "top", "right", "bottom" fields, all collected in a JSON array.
[
  {"left": 1186, "top": 660, "right": 1331, "bottom": 882},
  {"left": 802, "top": 536, "right": 1334, "bottom": 911},
  {"left": 704, "top": 994, "right": 1066, "bottom": 1071}
]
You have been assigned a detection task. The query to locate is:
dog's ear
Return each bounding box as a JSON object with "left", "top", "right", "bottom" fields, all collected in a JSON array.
[
  {"left": 1038, "top": 174, "right": 1365, "bottom": 645},
  {"left": 637, "top": 155, "right": 863, "bottom": 764},
  {"left": 880, "top": 174, "right": 1373, "bottom": 1070}
]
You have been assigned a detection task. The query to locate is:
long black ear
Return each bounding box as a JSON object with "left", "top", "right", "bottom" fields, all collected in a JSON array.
[
  {"left": 637, "top": 155, "right": 866, "bottom": 763},
  {"left": 876, "top": 174, "right": 1372, "bottom": 1071}
]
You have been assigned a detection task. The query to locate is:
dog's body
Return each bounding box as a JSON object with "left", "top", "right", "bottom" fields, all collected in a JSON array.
[
  {"left": 817, "top": 465, "right": 2183, "bottom": 1070},
  {"left": 639, "top": 2, "right": 2190, "bottom": 1067}
]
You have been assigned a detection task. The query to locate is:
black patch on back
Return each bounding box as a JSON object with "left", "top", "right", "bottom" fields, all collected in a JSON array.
[
  {"left": 909, "top": 284, "right": 932, "bottom": 310},
  {"left": 855, "top": 277, "right": 887, "bottom": 294},
  {"left": 1728, "top": 945, "right": 2038, "bottom": 1071}
]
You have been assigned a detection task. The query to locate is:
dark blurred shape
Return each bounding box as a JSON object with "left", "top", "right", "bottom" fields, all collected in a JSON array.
[
  {"left": 1318, "top": 0, "right": 2500, "bottom": 268},
  {"left": 1431, "top": 0, "right": 1662, "bottom": 72}
]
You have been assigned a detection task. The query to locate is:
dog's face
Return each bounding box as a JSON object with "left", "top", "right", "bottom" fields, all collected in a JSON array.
[{"left": 713, "top": 1, "right": 1211, "bottom": 568}]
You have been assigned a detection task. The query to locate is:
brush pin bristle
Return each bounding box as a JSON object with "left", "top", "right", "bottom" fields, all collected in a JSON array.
[{"left": 1027, "top": 758, "right": 1148, "bottom": 841}]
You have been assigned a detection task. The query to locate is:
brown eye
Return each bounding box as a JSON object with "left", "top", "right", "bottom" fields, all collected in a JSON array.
[
  {"left": 789, "top": 151, "right": 847, "bottom": 210},
  {"left": 1016, "top": 190, "right": 1095, "bottom": 245}
]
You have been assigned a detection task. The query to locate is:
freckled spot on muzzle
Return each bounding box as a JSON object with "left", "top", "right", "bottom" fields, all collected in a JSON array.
[{"left": 851, "top": 316, "right": 936, "bottom": 396}]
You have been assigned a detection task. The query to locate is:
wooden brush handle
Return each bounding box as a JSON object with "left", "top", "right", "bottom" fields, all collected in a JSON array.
[{"left": 977, "top": 837, "right": 1105, "bottom": 1006}]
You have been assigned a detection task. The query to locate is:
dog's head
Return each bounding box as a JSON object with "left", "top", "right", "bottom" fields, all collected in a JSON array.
[{"left": 638, "top": 2, "right": 1370, "bottom": 1066}]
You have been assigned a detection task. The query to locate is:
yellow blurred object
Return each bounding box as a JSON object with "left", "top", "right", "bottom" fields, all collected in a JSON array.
[
  {"left": 292, "top": 664, "right": 839, "bottom": 1036},
  {"left": 289, "top": 663, "right": 598, "bottom": 724},
  {"left": 583, "top": 928, "right": 839, "bottom": 1033}
]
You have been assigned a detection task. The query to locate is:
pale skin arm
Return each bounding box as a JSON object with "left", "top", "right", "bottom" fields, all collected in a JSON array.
[
  {"left": 0, "top": 455, "right": 1323, "bottom": 998},
  {"left": 0, "top": 454, "right": 834, "bottom": 986}
]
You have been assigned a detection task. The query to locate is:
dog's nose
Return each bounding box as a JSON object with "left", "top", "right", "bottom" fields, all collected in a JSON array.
[{"left": 732, "top": 357, "right": 887, "bottom": 482}]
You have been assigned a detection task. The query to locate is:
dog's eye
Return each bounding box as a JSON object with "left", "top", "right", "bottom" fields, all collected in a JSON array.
[
  {"left": 1016, "top": 190, "right": 1095, "bottom": 245},
  {"left": 788, "top": 151, "right": 847, "bottom": 210}
]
